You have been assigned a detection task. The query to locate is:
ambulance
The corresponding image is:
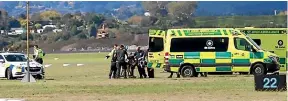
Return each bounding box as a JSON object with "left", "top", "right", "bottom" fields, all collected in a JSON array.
[
  {"left": 236, "top": 28, "right": 287, "bottom": 72},
  {"left": 0, "top": 52, "right": 44, "bottom": 80},
  {"left": 147, "top": 28, "right": 280, "bottom": 77}
]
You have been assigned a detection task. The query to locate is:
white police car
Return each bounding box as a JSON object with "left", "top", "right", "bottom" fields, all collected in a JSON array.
[{"left": 0, "top": 52, "right": 44, "bottom": 80}]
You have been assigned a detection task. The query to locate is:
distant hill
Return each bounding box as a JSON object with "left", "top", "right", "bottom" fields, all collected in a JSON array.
[
  {"left": 195, "top": 1, "right": 287, "bottom": 16},
  {"left": 0, "top": 1, "right": 286, "bottom": 18}
]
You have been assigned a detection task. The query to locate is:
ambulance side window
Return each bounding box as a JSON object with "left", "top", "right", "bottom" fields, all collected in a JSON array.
[
  {"left": 234, "top": 38, "right": 252, "bottom": 51},
  {"left": 170, "top": 37, "right": 229, "bottom": 52},
  {"left": 0, "top": 55, "right": 3, "bottom": 59}
]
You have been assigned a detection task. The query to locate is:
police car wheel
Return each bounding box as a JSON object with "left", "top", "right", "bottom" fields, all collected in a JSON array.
[
  {"left": 181, "top": 65, "right": 196, "bottom": 78},
  {"left": 35, "top": 75, "right": 44, "bottom": 80},
  {"left": 252, "top": 63, "right": 267, "bottom": 76},
  {"left": 6, "top": 69, "right": 14, "bottom": 80}
]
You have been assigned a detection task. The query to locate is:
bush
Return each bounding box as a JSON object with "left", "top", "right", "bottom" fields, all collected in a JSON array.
[
  {"left": 43, "top": 27, "right": 55, "bottom": 33},
  {"left": 77, "top": 33, "right": 88, "bottom": 39}
]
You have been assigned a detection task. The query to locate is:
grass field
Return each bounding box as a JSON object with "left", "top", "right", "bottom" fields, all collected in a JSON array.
[{"left": 0, "top": 53, "right": 286, "bottom": 101}]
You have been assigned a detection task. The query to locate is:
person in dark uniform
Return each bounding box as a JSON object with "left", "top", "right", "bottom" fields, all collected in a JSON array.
[
  {"left": 106, "top": 44, "right": 118, "bottom": 79},
  {"left": 144, "top": 49, "right": 154, "bottom": 78},
  {"left": 127, "top": 52, "right": 136, "bottom": 78},
  {"left": 134, "top": 47, "right": 147, "bottom": 78},
  {"left": 116, "top": 45, "right": 129, "bottom": 79}
]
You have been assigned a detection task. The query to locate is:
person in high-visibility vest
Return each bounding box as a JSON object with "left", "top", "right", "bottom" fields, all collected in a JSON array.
[
  {"left": 106, "top": 44, "right": 118, "bottom": 79},
  {"left": 34, "top": 45, "right": 45, "bottom": 64}
]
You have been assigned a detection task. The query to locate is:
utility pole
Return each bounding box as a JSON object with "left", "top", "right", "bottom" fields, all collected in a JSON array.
[{"left": 21, "top": 1, "right": 36, "bottom": 83}]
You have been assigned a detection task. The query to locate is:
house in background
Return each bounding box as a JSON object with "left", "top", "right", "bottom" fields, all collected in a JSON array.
[
  {"left": 0, "top": 30, "right": 4, "bottom": 34},
  {"left": 53, "top": 29, "right": 62, "bottom": 33},
  {"left": 9, "top": 28, "right": 25, "bottom": 35},
  {"left": 43, "top": 25, "right": 56, "bottom": 29}
]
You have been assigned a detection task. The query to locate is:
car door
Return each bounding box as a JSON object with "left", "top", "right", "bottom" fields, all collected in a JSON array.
[
  {"left": 232, "top": 37, "right": 252, "bottom": 72},
  {"left": 148, "top": 29, "right": 165, "bottom": 69},
  {"left": 0, "top": 55, "right": 5, "bottom": 77}
]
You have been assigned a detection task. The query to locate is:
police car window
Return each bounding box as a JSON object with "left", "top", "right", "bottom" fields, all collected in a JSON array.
[
  {"left": 0, "top": 55, "right": 3, "bottom": 60},
  {"left": 170, "top": 37, "right": 229, "bottom": 52},
  {"left": 234, "top": 38, "right": 252, "bottom": 51},
  {"left": 149, "top": 37, "right": 164, "bottom": 52},
  {"left": 4, "top": 55, "right": 27, "bottom": 62}
]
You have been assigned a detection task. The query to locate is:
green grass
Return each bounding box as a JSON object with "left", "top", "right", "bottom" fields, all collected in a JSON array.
[{"left": 0, "top": 53, "right": 286, "bottom": 101}]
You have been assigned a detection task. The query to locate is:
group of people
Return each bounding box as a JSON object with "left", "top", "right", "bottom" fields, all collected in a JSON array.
[{"left": 106, "top": 44, "right": 150, "bottom": 79}]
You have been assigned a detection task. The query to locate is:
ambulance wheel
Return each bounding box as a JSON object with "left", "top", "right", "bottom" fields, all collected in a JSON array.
[
  {"left": 252, "top": 63, "right": 267, "bottom": 76},
  {"left": 180, "top": 65, "right": 196, "bottom": 78},
  {"left": 6, "top": 69, "right": 15, "bottom": 80}
]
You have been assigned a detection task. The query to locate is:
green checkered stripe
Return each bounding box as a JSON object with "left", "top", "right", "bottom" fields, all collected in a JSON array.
[
  {"left": 147, "top": 62, "right": 162, "bottom": 68},
  {"left": 149, "top": 30, "right": 165, "bottom": 36},
  {"left": 169, "top": 29, "right": 236, "bottom": 36},
  {"left": 169, "top": 52, "right": 272, "bottom": 72}
]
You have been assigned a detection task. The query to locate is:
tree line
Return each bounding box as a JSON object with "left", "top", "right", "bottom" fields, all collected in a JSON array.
[{"left": 0, "top": 1, "right": 286, "bottom": 50}]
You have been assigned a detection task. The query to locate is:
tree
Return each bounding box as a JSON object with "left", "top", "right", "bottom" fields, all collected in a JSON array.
[
  {"left": 166, "top": 1, "right": 197, "bottom": 27},
  {"left": 61, "top": 31, "right": 71, "bottom": 41},
  {"left": 92, "top": 14, "right": 105, "bottom": 25},
  {"left": 88, "top": 24, "right": 97, "bottom": 37},
  {"left": 128, "top": 16, "right": 142, "bottom": 25},
  {"left": 9, "top": 19, "right": 21, "bottom": 28},
  {"left": 34, "top": 23, "right": 42, "bottom": 29},
  {"left": 43, "top": 27, "right": 54, "bottom": 33},
  {"left": 40, "top": 10, "right": 61, "bottom": 21},
  {"left": 77, "top": 33, "right": 88, "bottom": 39},
  {"left": 0, "top": 10, "right": 9, "bottom": 32},
  {"left": 19, "top": 33, "right": 33, "bottom": 40},
  {"left": 18, "top": 13, "right": 26, "bottom": 19},
  {"left": 31, "top": 12, "right": 42, "bottom": 21},
  {"left": 18, "top": 18, "right": 27, "bottom": 28},
  {"left": 167, "top": 2, "right": 197, "bottom": 21},
  {"left": 71, "top": 25, "right": 78, "bottom": 36},
  {"left": 141, "top": 1, "right": 170, "bottom": 16}
]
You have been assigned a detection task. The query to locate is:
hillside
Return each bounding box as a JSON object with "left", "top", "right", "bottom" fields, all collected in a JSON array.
[
  {"left": 35, "top": 15, "right": 286, "bottom": 52},
  {"left": 0, "top": 1, "right": 286, "bottom": 19}
]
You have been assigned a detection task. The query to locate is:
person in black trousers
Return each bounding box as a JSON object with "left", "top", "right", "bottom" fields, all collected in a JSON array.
[
  {"left": 106, "top": 44, "right": 118, "bottom": 79},
  {"left": 134, "top": 47, "right": 147, "bottom": 78},
  {"left": 116, "top": 45, "right": 129, "bottom": 79},
  {"left": 144, "top": 49, "right": 154, "bottom": 78}
]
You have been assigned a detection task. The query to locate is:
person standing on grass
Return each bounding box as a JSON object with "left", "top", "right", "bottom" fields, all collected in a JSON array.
[
  {"left": 144, "top": 48, "right": 154, "bottom": 78},
  {"left": 106, "top": 44, "right": 118, "bottom": 79},
  {"left": 134, "top": 47, "right": 147, "bottom": 78},
  {"left": 115, "top": 45, "right": 128, "bottom": 79},
  {"left": 34, "top": 45, "right": 45, "bottom": 64}
]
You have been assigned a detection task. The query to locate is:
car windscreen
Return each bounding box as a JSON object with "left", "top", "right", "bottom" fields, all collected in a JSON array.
[
  {"left": 149, "top": 37, "right": 164, "bottom": 52},
  {"left": 4, "top": 54, "right": 27, "bottom": 62}
]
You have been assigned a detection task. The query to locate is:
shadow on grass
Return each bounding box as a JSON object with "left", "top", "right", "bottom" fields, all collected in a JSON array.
[{"left": 44, "top": 78, "right": 55, "bottom": 80}]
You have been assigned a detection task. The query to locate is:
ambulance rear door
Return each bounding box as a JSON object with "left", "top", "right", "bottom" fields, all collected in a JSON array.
[{"left": 148, "top": 29, "right": 166, "bottom": 69}]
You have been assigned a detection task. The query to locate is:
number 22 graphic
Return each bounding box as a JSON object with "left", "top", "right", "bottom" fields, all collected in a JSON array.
[{"left": 263, "top": 78, "right": 277, "bottom": 88}]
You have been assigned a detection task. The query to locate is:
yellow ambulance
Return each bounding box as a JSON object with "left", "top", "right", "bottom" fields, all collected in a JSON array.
[{"left": 147, "top": 28, "right": 280, "bottom": 77}]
